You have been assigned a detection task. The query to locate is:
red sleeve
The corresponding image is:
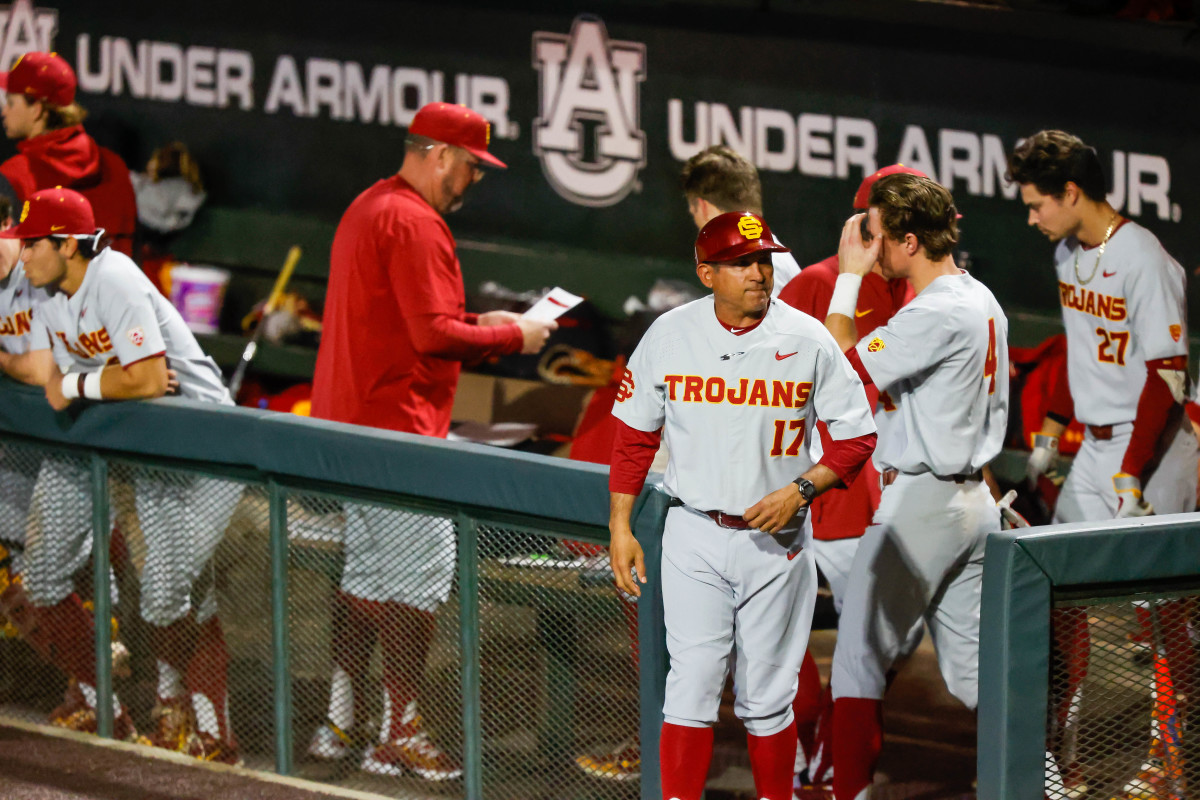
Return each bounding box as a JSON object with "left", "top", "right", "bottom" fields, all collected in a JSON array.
[
  {"left": 463, "top": 312, "right": 480, "bottom": 325},
  {"left": 608, "top": 419, "right": 663, "bottom": 495},
  {"left": 1121, "top": 356, "right": 1186, "bottom": 479},
  {"left": 1045, "top": 356, "right": 1074, "bottom": 425},
  {"left": 844, "top": 346, "right": 874, "bottom": 387},
  {"left": 777, "top": 263, "right": 834, "bottom": 319},
  {"left": 389, "top": 219, "right": 523, "bottom": 360},
  {"left": 817, "top": 431, "right": 877, "bottom": 488},
  {"left": 1187, "top": 401, "right": 1200, "bottom": 428}
]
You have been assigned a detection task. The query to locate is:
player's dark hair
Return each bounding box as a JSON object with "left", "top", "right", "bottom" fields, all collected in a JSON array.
[
  {"left": 680, "top": 145, "right": 763, "bottom": 215},
  {"left": 51, "top": 233, "right": 104, "bottom": 259},
  {"left": 870, "top": 174, "right": 959, "bottom": 261},
  {"left": 0, "top": 196, "right": 11, "bottom": 227},
  {"left": 1006, "top": 130, "right": 1107, "bottom": 201}
]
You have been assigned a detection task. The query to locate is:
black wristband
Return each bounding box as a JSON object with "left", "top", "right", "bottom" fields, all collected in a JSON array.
[{"left": 77, "top": 373, "right": 87, "bottom": 399}]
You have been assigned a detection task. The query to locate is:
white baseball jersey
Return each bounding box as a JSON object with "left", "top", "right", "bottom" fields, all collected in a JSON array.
[
  {"left": 855, "top": 271, "right": 1008, "bottom": 477},
  {"left": 613, "top": 297, "right": 876, "bottom": 514},
  {"left": 0, "top": 262, "right": 51, "bottom": 355},
  {"left": 770, "top": 247, "right": 801, "bottom": 299},
  {"left": 1054, "top": 221, "right": 1187, "bottom": 426},
  {"left": 35, "top": 248, "right": 231, "bottom": 405}
]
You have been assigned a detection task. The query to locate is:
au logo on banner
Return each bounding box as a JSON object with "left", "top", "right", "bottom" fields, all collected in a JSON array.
[
  {"left": 0, "top": 0, "right": 57, "bottom": 71},
  {"left": 532, "top": 16, "right": 646, "bottom": 208}
]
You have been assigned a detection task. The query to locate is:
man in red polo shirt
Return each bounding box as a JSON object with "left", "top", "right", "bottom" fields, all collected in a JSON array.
[
  {"left": 777, "top": 165, "right": 923, "bottom": 794},
  {"left": 309, "top": 102, "right": 555, "bottom": 780},
  {"left": 0, "top": 52, "right": 136, "bottom": 256}
]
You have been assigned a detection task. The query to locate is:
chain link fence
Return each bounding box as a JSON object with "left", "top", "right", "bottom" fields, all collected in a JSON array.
[
  {"left": 1046, "top": 589, "right": 1199, "bottom": 800},
  {"left": 0, "top": 429, "right": 639, "bottom": 799}
]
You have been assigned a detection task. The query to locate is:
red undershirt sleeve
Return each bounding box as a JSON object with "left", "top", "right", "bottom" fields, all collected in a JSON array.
[
  {"left": 1187, "top": 401, "right": 1200, "bottom": 428},
  {"left": 844, "top": 347, "right": 873, "bottom": 387},
  {"left": 817, "top": 431, "right": 877, "bottom": 488},
  {"left": 1046, "top": 357, "right": 1074, "bottom": 426},
  {"left": 1121, "top": 356, "right": 1187, "bottom": 479},
  {"left": 608, "top": 419, "right": 663, "bottom": 495}
]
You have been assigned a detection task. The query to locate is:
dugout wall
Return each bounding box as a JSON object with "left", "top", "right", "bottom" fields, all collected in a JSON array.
[
  {"left": 980, "top": 515, "right": 1200, "bottom": 800},
  {"left": 0, "top": 378, "right": 671, "bottom": 800}
]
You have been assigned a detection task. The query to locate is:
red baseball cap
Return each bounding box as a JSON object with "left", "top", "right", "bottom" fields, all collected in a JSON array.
[
  {"left": 0, "top": 187, "right": 96, "bottom": 240},
  {"left": 695, "top": 212, "right": 790, "bottom": 266},
  {"left": 853, "top": 164, "right": 929, "bottom": 210},
  {"left": 0, "top": 52, "right": 76, "bottom": 107},
  {"left": 409, "top": 102, "right": 506, "bottom": 169}
]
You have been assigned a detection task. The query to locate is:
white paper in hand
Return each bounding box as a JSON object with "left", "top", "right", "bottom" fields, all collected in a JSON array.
[{"left": 523, "top": 287, "right": 583, "bottom": 322}]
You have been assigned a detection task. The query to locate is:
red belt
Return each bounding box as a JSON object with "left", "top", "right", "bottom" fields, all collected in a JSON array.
[
  {"left": 704, "top": 510, "right": 753, "bottom": 529},
  {"left": 1089, "top": 424, "right": 1113, "bottom": 440}
]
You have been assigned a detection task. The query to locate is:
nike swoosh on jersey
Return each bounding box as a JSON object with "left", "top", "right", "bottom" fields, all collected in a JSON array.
[
  {"left": 775, "top": 351, "right": 798, "bottom": 360},
  {"left": 855, "top": 308, "right": 873, "bottom": 317},
  {"left": 787, "top": 550, "right": 800, "bottom": 561},
  {"left": 1102, "top": 270, "right": 1117, "bottom": 278}
]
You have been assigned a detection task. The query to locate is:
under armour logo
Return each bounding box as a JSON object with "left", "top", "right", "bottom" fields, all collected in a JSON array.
[{"left": 719, "top": 351, "right": 745, "bottom": 361}]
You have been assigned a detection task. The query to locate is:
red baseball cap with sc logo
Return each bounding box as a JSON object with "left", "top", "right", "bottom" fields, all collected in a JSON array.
[
  {"left": 409, "top": 102, "right": 506, "bottom": 169},
  {"left": 0, "top": 187, "right": 97, "bottom": 240},
  {"left": 0, "top": 51, "right": 76, "bottom": 107}
]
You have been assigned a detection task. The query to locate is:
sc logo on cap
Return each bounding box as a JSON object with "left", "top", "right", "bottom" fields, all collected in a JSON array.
[{"left": 737, "top": 216, "right": 763, "bottom": 239}]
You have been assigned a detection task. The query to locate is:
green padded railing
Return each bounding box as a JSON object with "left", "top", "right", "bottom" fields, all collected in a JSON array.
[
  {"left": 0, "top": 377, "right": 671, "bottom": 800},
  {"left": 979, "top": 514, "right": 1200, "bottom": 800}
]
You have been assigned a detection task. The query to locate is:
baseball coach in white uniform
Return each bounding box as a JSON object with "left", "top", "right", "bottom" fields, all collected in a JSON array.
[{"left": 608, "top": 211, "right": 877, "bottom": 800}]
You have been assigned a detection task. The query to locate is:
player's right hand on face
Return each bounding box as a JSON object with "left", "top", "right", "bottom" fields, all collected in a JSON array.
[
  {"left": 837, "top": 210, "right": 882, "bottom": 278},
  {"left": 1025, "top": 432, "right": 1059, "bottom": 486},
  {"left": 608, "top": 527, "right": 645, "bottom": 598},
  {"left": 516, "top": 317, "right": 558, "bottom": 355}
]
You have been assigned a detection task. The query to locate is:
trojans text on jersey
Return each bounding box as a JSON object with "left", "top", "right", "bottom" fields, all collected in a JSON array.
[
  {"left": 56, "top": 327, "right": 113, "bottom": 360},
  {"left": 1058, "top": 281, "right": 1127, "bottom": 322},
  {"left": 664, "top": 375, "right": 813, "bottom": 408},
  {"left": 0, "top": 308, "right": 31, "bottom": 337}
]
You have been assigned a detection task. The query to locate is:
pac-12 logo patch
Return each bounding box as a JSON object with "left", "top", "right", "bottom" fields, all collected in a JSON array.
[
  {"left": 532, "top": 16, "right": 647, "bottom": 207},
  {"left": 737, "top": 216, "right": 763, "bottom": 239},
  {"left": 867, "top": 337, "right": 886, "bottom": 352},
  {"left": 1170, "top": 324, "right": 1182, "bottom": 342},
  {"left": 127, "top": 326, "right": 145, "bottom": 346},
  {"left": 615, "top": 368, "right": 635, "bottom": 402}
]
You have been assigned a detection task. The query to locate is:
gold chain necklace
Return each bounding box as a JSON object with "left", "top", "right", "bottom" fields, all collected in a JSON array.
[{"left": 1073, "top": 213, "right": 1120, "bottom": 286}]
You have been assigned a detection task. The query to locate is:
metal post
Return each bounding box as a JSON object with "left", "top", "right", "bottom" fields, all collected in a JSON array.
[
  {"left": 90, "top": 454, "right": 112, "bottom": 739},
  {"left": 457, "top": 511, "right": 482, "bottom": 800},
  {"left": 268, "top": 480, "right": 293, "bottom": 775}
]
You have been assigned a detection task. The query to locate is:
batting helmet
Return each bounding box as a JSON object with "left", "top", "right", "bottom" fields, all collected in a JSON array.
[
  {"left": 853, "top": 164, "right": 929, "bottom": 210},
  {"left": 695, "top": 211, "right": 790, "bottom": 266}
]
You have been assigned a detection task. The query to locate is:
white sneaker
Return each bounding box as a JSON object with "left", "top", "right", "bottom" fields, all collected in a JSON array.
[{"left": 307, "top": 721, "right": 352, "bottom": 761}]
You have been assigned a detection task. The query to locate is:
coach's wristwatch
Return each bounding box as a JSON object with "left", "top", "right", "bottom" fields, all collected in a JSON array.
[{"left": 792, "top": 477, "right": 816, "bottom": 505}]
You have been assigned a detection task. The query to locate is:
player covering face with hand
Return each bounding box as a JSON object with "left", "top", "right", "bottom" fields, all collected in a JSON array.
[
  {"left": 823, "top": 174, "right": 1007, "bottom": 800},
  {"left": 608, "top": 212, "right": 876, "bottom": 800}
]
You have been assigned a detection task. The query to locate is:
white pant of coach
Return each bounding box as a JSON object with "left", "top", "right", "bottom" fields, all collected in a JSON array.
[{"left": 661, "top": 504, "right": 816, "bottom": 736}]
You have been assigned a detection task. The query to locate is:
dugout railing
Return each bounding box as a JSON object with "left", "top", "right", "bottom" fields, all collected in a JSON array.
[
  {"left": 0, "top": 377, "right": 671, "bottom": 800},
  {"left": 980, "top": 513, "right": 1200, "bottom": 800}
]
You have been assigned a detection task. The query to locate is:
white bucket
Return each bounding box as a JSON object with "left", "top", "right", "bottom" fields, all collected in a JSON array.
[{"left": 169, "top": 265, "right": 230, "bottom": 334}]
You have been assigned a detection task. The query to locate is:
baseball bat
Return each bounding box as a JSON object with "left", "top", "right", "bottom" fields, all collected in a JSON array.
[{"left": 227, "top": 245, "right": 302, "bottom": 401}]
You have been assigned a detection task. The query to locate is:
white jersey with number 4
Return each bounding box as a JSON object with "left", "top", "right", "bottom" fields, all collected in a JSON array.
[
  {"left": 1055, "top": 221, "right": 1187, "bottom": 426},
  {"left": 612, "top": 297, "right": 876, "bottom": 515},
  {"left": 855, "top": 271, "right": 1008, "bottom": 477},
  {"left": 35, "top": 248, "right": 231, "bottom": 405}
]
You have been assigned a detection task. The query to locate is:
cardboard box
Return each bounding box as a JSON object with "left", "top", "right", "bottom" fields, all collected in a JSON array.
[{"left": 452, "top": 372, "right": 594, "bottom": 456}]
